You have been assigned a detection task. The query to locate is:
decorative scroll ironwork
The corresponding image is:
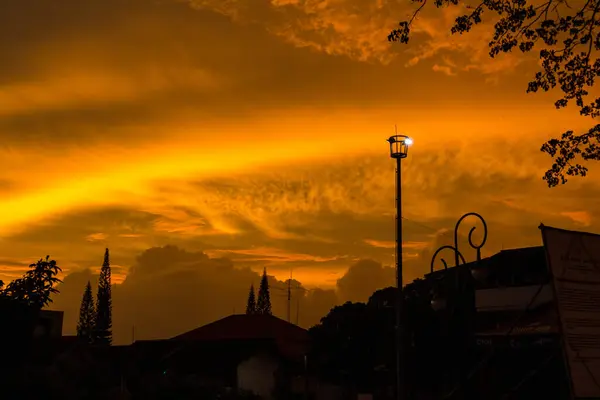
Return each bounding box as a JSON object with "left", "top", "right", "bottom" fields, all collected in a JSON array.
[
  {"left": 454, "top": 212, "right": 488, "bottom": 265},
  {"left": 430, "top": 212, "right": 488, "bottom": 274},
  {"left": 430, "top": 245, "right": 467, "bottom": 274}
]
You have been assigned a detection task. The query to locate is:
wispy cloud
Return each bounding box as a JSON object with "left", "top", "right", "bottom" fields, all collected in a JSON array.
[
  {"left": 186, "top": 0, "right": 404, "bottom": 63},
  {"left": 561, "top": 211, "right": 592, "bottom": 227},
  {"left": 184, "top": 0, "right": 528, "bottom": 75},
  {"left": 364, "top": 239, "right": 428, "bottom": 250},
  {"left": 0, "top": 68, "right": 223, "bottom": 118},
  {"left": 86, "top": 233, "right": 108, "bottom": 242}
]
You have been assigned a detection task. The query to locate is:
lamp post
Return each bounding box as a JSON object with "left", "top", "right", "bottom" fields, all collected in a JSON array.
[
  {"left": 387, "top": 134, "right": 412, "bottom": 400},
  {"left": 428, "top": 212, "right": 488, "bottom": 398}
]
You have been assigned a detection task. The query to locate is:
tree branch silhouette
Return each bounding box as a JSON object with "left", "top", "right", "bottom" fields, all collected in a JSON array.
[{"left": 389, "top": 0, "right": 600, "bottom": 187}]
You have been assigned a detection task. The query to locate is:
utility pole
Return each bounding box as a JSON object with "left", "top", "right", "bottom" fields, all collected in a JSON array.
[
  {"left": 296, "top": 296, "right": 300, "bottom": 325},
  {"left": 287, "top": 270, "right": 292, "bottom": 323}
]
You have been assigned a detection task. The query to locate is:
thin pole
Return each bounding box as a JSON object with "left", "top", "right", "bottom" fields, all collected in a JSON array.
[
  {"left": 287, "top": 271, "right": 292, "bottom": 323},
  {"left": 121, "top": 372, "right": 125, "bottom": 395},
  {"left": 396, "top": 156, "right": 405, "bottom": 400},
  {"left": 304, "top": 355, "right": 309, "bottom": 400}
]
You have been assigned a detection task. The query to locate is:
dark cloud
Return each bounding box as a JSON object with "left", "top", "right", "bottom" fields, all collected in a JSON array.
[
  {"left": 336, "top": 259, "right": 395, "bottom": 303},
  {"left": 300, "top": 287, "right": 338, "bottom": 326},
  {"left": 0, "top": 258, "right": 30, "bottom": 268},
  {"left": 0, "top": 179, "right": 16, "bottom": 193},
  {"left": 0, "top": 208, "right": 162, "bottom": 279},
  {"left": 0, "top": 0, "right": 124, "bottom": 81},
  {"left": 37, "top": 174, "right": 597, "bottom": 344},
  {"left": 126, "top": 245, "right": 222, "bottom": 278},
  {"left": 50, "top": 245, "right": 339, "bottom": 344},
  {"left": 2, "top": 140, "right": 596, "bottom": 284},
  {"left": 31, "top": 225, "right": 529, "bottom": 346},
  {"left": 0, "top": 0, "right": 595, "bottom": 350},
  {"left": 0, "top": 0, "right": 531, "bottom": 150},
  {"left": 8, "top": 207, "right": 158, "bottom": 244}
]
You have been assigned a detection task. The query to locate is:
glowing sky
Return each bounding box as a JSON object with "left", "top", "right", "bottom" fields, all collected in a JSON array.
[{"left": 1, "top": 0, "right": 598, "bottom": 343}]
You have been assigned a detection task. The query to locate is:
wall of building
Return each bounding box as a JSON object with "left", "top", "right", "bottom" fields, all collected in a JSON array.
[
  {"left": 33, "top": 310, "right": 64, "bottom": 338},
  {"left": 475, "top": 284, "right": 553, "bottom": 312},
  {"left": 237, "top": 352, "right": 279, "bottom": 399}
]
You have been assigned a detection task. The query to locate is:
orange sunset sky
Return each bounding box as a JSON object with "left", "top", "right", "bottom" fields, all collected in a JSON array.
[{"left": 1, "top": 0, "right": 598, "bottom": 344}]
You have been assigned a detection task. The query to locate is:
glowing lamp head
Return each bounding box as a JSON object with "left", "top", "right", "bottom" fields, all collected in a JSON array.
[{"left": 387, "top": 134, "right": 412, "bottom": 159}]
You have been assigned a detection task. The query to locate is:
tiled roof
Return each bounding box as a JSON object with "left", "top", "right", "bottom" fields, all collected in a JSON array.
[
  {"left": 427, "top": 246, "right": 546, "bottom": 277},
  {"left": 171, "top": 314, "right": 309, "bottom": 359},
  {"left": 172, "top": 314, "right": 307, "bottom": 341},
  {"left": 488, "top": 246, "right": 546, "bottom": 268}
]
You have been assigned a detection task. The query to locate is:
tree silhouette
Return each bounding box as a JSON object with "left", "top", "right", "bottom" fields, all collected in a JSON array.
[
  {"left": 0, "top": 255, "right": 62, "bottom": 309},
  {"left": 76, "top": 281, "right": 95, "bottom": 343},
  {"left": 256, "top": 268, "right": 272, "bottom": 315},
  {"left": 310, "top": 285, "right": 444, "bottom": 395},
  {"left": 389, "top": 0, "right": 600, "bottom": 186},
  {"left": 246, "top": 284, "right": 257, "bottom": 314},
  {"left": 94, "top": 248, "right": 112, "bottom": 345},
  {"left": 309, "top": 301, "right": 377, "bottom": 389},
  {"left": 0, "top": 256, "right": 63, "bottom": 393}
]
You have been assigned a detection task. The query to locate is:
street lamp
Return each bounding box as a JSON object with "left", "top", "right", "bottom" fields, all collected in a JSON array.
[
  {"left": 388, "top": 135, "right": 412, "bottom": 160},
  {"left": 387, "top": 133, "right": 412, "bottom": 400}
]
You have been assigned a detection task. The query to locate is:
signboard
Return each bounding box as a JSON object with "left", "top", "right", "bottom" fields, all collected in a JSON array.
[
  {"left": 475, "top": 334, "right": 557, "bottom": 349},
  {"left": 541, "top": 225, "right": 600, "bottom": 399}
]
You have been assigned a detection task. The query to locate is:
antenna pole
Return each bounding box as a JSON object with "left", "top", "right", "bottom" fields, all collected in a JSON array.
[
  {"left": 296, "top": 296, "right": 300, "bottom": 325},
  {"left": 287, "top": 270, "right": 292, "bottom": 323}
]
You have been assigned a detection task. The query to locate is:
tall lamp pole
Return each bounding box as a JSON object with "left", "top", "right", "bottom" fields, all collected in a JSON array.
[{"left": 387, "top": 133, "right": 413, "bottom": 400}]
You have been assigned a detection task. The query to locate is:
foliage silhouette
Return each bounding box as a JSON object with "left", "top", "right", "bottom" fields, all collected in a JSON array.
[
  {"left": 0, "top": 255, "right": 62, "bottom": 309},
  {"left": 308, "top": 283, "right": 448, "bottom": 395},
  {"left": 389, "top": 0, "right": 600, "bottom": 187},
  {"left": 0, "top": 256, "right": 62, "bottom": 397},
  {"left": 76, "top": 281, "right": 95, "bottom": 344},
  {"left": 246, "top": 284, "right": 257, "bottom": 314},
  {"left": 256, "top": 268, "right": 272, "bottom": 315},
  {"left": 309, "top": 301, "right": 379, "bottom": 390},
  {"left": 94, "top": 248, "right": 112, "bottom": 345}
]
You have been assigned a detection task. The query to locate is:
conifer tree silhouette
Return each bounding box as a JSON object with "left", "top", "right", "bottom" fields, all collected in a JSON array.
[
  {"left": 76, "top": 281, "right": 95, "bottom": 343},
  {"left": 256, "top": 268, "right": 272, "bottom": 315},
  {"left": 94, "top": 248, "right": 112, "bottom": 345},
  {"left": 246, "top": 284, "right": 257, "bottom": 314}
]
